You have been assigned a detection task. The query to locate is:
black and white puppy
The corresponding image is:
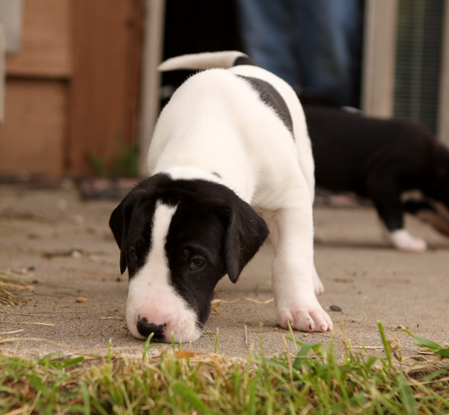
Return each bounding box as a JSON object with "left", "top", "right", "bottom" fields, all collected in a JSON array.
[
  {"left": 303, "top": 102, "right": 449, "bottom": 251},
  {"left": 109, "top": 51, "right": 332, "bottom": 342}
]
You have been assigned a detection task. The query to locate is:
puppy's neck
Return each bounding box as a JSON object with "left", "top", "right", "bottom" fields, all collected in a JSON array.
[{"left": 161, "top": 166, "right": 237, "bottom": 190}]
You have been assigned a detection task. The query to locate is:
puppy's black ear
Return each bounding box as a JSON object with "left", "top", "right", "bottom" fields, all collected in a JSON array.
[
  {"left": 109, "top": 197, "right": 134, "bottom": 274},
  {"left": 109, "top": 173, "right": 171, "bottom": 274},
  {"left": 222, "top": 199, "right": 269, "bottom": 283}
]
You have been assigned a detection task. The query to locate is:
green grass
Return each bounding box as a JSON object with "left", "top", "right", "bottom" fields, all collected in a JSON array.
[{"left": 1, "top": 323, "right": 448, "bottom": 414}]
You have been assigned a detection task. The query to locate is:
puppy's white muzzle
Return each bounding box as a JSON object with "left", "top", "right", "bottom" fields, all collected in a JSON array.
[{"left": 126, "top": 275, "right": 202, "bottom": 342}]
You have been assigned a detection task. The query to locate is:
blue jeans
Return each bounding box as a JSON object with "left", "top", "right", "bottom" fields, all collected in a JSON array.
[{"left": 236, "top": 0, "right": 363, "bottom": 107}]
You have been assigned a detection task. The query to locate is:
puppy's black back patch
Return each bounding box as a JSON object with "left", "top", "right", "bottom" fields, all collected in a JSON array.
[{"left": 237, "top": 75, "right": 294, "bottom": 136}]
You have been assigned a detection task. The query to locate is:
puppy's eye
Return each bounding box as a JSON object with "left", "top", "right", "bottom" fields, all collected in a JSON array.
[{"left": 189, "top": 258, "right": 205, "bottom": 271}]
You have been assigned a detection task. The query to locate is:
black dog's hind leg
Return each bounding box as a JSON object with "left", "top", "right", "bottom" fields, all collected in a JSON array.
[{"left": 365, "top": 175, "right": 427, "bottom": 251}]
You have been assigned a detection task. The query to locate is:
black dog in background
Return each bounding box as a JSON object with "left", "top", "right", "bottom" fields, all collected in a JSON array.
[{"left": 301, "top": 96, "right": 449, "bottom": 251}]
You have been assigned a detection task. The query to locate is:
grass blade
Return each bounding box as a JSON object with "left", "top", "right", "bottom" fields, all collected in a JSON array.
[
  {"left": 215, "top": 327, "right": 219, "bottom": 354},
  {"left": 246, "top": 381, "right": 257, "bottom": 415},
  {"left": 378, "top": 321, "right": 393, "bottom": 368},
  {"left": 27, "top": 374, "right": 48, "bottom": 397},
  {"left": 398, "top": 374, "right": 418, "bottom": 415},
  {"left": 403, "top": 327, "right": 449, "bottom": 358},
  {"left": 173, "top": 382, "right": 212, "bottom": 414},
  {"left": 142, "top": 332, "right": 154, "bottom": 359},
  {"left": 80, "top": 382, "right": 91, "bottom": 415}
]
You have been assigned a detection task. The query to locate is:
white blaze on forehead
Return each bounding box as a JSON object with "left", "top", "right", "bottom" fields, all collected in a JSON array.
[
  {"left": 147, "top": 201, "right": 177, "bottom": 282},
  {"left": 126, "top": 201, "right": 202, "bottom": 342}
]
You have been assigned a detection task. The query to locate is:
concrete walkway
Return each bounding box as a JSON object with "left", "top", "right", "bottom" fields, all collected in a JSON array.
[{"left": 1, "top": 182, "right": 448, "bottom": 358}]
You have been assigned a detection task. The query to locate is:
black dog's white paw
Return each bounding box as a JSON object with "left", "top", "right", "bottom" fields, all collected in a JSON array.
[{"left": 388, "top": 229, "right": 427, "bottom": 252}]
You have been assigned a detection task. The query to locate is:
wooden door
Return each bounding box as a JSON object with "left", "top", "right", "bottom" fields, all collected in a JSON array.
[{"left": 0, "top": 0, "right": 143, "bottom": 176}]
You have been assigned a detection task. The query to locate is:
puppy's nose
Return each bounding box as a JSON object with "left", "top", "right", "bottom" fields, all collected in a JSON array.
[{"left": 137, "top": 316, "right": 167, "bottom": 339}]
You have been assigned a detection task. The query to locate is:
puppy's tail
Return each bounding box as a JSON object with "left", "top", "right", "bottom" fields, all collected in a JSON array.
[{"left": 158, "top": 51, "right": 257, "bottom": 72}]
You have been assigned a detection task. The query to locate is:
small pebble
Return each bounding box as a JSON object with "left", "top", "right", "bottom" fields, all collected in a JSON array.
[
  {"left": 330, "top": 305, "right": 342, "bottom": 312},
  {"left": 76, "top": 296, "right": 87, "bottom": 303}
]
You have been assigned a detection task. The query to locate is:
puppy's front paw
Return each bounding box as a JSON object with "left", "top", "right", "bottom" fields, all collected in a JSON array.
[
  {"left": 277, "top": 304, "right": 333, "bottom": 333},
  {"left": 389, "top": 229, "right": 427, "bottom": 252}
]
